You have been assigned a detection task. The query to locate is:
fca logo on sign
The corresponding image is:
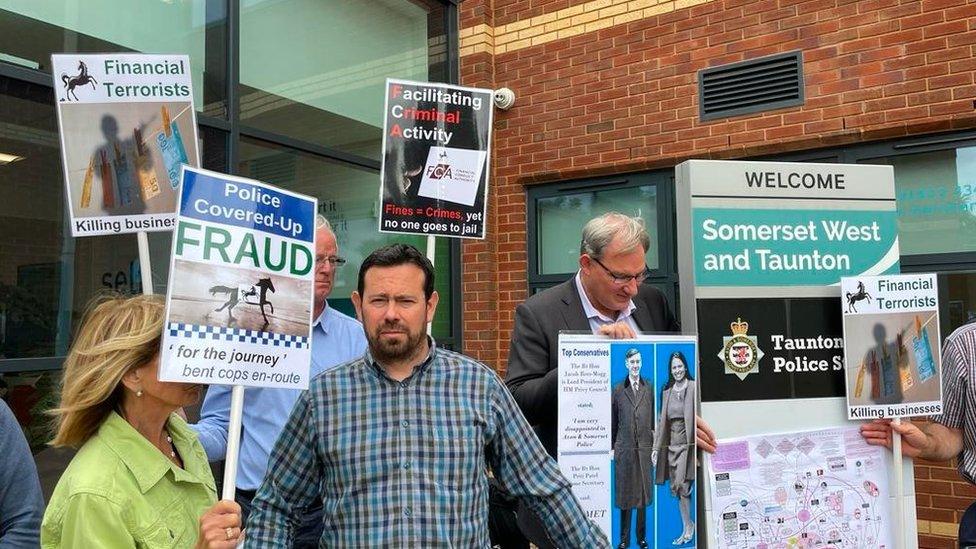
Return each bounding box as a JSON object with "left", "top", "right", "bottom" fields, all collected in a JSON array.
[{"left": 426, "top": 152, "right": 453, "bottom": 179}]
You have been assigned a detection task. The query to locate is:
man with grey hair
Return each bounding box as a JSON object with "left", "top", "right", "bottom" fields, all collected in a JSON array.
[
  {"left": 192, "top": 214, "right": 367, "bottom": 547},
  {"left": 505, "top": 212, "right": 679, "bottom": 547}
]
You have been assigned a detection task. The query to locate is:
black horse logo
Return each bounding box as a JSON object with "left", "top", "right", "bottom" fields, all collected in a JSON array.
[
  {"left": 209, "top": 277, "right": 276, "bottom": 328},
  {"left": 61, "top": 61, "right": 98, "bottom": 101},
  {"left": 845, "top": 281, "right": 872, "bottom": 313}
]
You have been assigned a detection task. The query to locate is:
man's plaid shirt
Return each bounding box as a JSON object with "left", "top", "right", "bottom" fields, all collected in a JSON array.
[
  {"left": 936, "top": 321, "right": 976, "bottom": 484},
  {"left": 245, "top": 340, "right": 607, "bottom": 548}
]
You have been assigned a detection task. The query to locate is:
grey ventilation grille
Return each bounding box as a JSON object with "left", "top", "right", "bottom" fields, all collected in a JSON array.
[{"left": 699, "top": 51, "right": 804, "bottom": 121}]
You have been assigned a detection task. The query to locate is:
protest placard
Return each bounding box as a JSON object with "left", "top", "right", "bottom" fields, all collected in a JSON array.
[
  {"left": 842, "top": 273, "right": 942, "bottom": 420},
  {"left": 379, "top": 79, "right": 493, "bottom": 239},
  {"left": 53, "top": 53, "right": 199, "bottom": 237},
  {"left": 558, "top": 333, "right": 699, "bottom": 548},
  {"left": 159, "top": 167, "right": 316, "bottom": 389}
]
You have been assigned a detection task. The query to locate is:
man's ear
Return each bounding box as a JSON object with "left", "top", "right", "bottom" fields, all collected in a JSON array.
[
  {"left": 579, "top": 253, "right": 592, "bottom": 274},
  {"left": 425, "top": 290, "right": 439, "bottom": 324},
  {"left": 351, "top": 291, "right": 363, "bottom": 322}
]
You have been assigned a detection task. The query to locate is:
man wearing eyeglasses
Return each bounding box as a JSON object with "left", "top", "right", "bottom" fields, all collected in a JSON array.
[
  {"left": 504, "top": 212, "right": 679, "bottom": 547},
  {"left": 191, "top": 214, "right": 367, "bottom": 548}
]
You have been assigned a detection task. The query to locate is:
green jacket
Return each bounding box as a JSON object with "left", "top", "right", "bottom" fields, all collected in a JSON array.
[{"left": 42, "top": 412, "right": 217, "bottom": 548}]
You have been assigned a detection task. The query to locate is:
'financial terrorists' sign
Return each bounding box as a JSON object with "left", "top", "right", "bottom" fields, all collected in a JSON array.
[
  {"left": 53, "top": 53, "right": 199, "bottom": 236},
  {"left": 842, "top": 273, "right": 942, "bottom": 420},
  {"left": 379, "top": 79, "right": 493, "bottom": 239}
]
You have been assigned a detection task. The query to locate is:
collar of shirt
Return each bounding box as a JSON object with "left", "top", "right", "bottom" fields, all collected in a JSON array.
[
  {"left": 313, "top": 301, "right": 331, "bottom": 336},
  {"left": 97, "top": 411, "right": 210, "bottom": 494},
  {"left": 574, "top": 271, "right": 636, "bottom": 325},
  {"left": 363, "top": 336, "right": 437, "bottom": 384}
]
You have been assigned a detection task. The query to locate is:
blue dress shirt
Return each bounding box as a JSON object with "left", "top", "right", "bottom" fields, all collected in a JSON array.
[{"left": 192, "top": 304, "right": 367, "bottom": 490}]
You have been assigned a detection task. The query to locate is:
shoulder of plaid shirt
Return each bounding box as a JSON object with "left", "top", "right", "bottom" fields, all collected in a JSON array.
[{"left": 243, "top": 340, "right": 609, "bottom": 548}]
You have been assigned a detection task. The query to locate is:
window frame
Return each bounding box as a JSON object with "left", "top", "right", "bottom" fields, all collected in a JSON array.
[{"left": 526, "top": 171, "right": 678, "bottom": 312}]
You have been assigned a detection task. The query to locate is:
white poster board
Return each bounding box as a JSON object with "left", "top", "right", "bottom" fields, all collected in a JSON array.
[
  {"left": 842, "top": 274, "right": 942, "bottom": 420},
  {"left": 53, "top": 53, "right": 199, "bottom": 236},
  {"left": 558, "top": 333, "right": 699, "bottom": 548},
  {"left": 705, "top": 425, "right": 894, "bottom": 548},
  {"left": 159, "top": 167, "right": 316, "bottom": 389}
]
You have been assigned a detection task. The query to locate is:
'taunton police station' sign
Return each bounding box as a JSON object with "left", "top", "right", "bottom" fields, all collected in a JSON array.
[{"left": 676, "top": 160, "right": 899, "bottom": 403}]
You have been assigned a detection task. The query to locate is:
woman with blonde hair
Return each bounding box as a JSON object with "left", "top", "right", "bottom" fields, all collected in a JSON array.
[{"left": 41, "top": 294, "right": 242, "bottom": 548}]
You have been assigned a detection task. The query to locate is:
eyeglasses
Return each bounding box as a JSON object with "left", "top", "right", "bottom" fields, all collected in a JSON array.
[
  {"left": 316, "top": 255, "right": 347, "bottom": 268},
  {"left": 590, "top": 256, "right": 649, "bottom": 285}
]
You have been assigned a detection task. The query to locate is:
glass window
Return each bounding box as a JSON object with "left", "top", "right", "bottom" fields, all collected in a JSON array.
[
  {"left": 864, "top": 148, "right": 976, "bottom": 256},
  {"left": 238, "top": 0, "right": 446, "bottom": 160},
  {"left": 0, "top": 1, "right": 227, "bottom": 117},
  {"left": 941, "top": 272, "right": 976, "bottom": 334},
  {"left": 238, "top": 137, "right": 454, "bottom": 339},
  {"left": 536, "top": 186, "right": 660, "bottom": 275}
]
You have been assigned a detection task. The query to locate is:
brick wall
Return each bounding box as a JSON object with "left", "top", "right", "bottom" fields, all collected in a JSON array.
[{"left": 459, "top": 0, "right": 976, "bottom": 545}]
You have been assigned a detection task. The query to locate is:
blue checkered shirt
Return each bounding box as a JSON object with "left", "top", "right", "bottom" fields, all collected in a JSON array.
[{"left": 244, "top": 340, "right": 607, "bottom": 548}]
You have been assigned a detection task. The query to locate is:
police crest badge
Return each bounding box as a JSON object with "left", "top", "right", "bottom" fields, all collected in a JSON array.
[{"left": 718, "top": 317, "right": 763, "bottom": 380}]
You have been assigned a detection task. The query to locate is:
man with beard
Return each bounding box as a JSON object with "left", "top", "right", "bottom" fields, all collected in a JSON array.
[
  {"left": 245, "top": 244, "right": 607, "bottom": 548},
  {"left": 192, "top": 215, "right": 366, "bottom": 546}
]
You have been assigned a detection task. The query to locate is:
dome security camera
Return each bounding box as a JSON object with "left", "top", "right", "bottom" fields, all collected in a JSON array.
[{"left": 493, "top": 87, "right": 516, "bottom": 110}]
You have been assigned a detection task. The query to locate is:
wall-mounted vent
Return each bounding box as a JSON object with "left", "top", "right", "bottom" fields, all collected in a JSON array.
[{"left": 698, "top": 51, "right": 804, "bottom": 121}]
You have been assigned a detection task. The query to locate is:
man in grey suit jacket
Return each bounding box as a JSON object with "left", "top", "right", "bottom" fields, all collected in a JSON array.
[
  {"left": 504, "top": 212, "right": 678, "bottom": 548},
  {"left": 506, "top": 212, "right": 679, "bottom": 458}
]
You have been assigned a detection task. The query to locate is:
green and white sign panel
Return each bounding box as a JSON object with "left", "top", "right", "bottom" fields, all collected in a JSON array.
[
  {"left": 159, "top": 167, "right": 317, "bottom": 389},
  {"left": 689, "top": 164, "right": 900, "bottom": 287},
  {"left": 695, "top": 208, "right": 898, "bottom": 286}
]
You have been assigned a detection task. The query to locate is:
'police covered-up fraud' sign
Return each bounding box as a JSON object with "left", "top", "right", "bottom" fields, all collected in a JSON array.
[
  {"left": 558, "top": 333, "right": 698, "bottom": 547},
  {"left": 676, "top": 160, "right": 920, "bottom": 547},
  {"left": 379, "top": 79, "right": 493, "bottom": 239},
  {"left": 53, "top": 53, "right": 200, "bottom": 237},
  {"left": 159, "top": 167, "right": 316, "bottom": 389},
  {"left": 842, "top": 273, "right": 942, "bottom": 420}
]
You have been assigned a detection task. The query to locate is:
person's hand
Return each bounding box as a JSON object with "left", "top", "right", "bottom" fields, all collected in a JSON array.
[
  {"left": 696, "top": 415, "right": 717, "bottom": 454},
  {"left": 196, "top": 499, "right": 243, "bottom": 549},
  {"left": 651, "top": 450, "right": 658, "bottom": 463},
  {"left": 596, "top": 321, "right": 636, "bottom": 339},
  {"left": 860, "top": 419, "right": 930, "bottom": 458}
]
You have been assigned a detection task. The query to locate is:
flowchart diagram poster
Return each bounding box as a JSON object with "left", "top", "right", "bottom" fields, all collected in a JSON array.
[{"left": 706, "top": 426, "right": 893, "bottom": 549}]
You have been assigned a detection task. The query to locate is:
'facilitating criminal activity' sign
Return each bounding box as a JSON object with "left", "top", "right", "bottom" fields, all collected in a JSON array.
[
  {"left": 379, "top": 79, "right": 493, "bottom": 239},
  {"left": 842, "top": 273, "right": 942, "bottom": 420},
  {"left": 159, "top": 167, "right": 316, "bottom": 389},
  {"left": 53, "top": 53, "right": 200, "bottom": 236}
]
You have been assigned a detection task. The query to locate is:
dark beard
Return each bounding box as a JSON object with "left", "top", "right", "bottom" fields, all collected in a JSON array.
[{"left": 368, "top": 325, "right": 426, "bottom": 365}]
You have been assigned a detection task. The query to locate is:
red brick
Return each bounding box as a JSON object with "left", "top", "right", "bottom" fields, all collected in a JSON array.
[{"left": 461, "top": 0, "right": 976, "bottom": 415}]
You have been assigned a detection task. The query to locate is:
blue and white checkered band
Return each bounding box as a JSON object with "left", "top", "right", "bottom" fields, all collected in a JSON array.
[{"left": 167, "top": 322, "right": 309, "bottom": 349}]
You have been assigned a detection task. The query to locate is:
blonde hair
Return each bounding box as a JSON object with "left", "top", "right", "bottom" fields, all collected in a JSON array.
[{"left": 49, "top": 294, "right": 164, "bottom": 448}]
